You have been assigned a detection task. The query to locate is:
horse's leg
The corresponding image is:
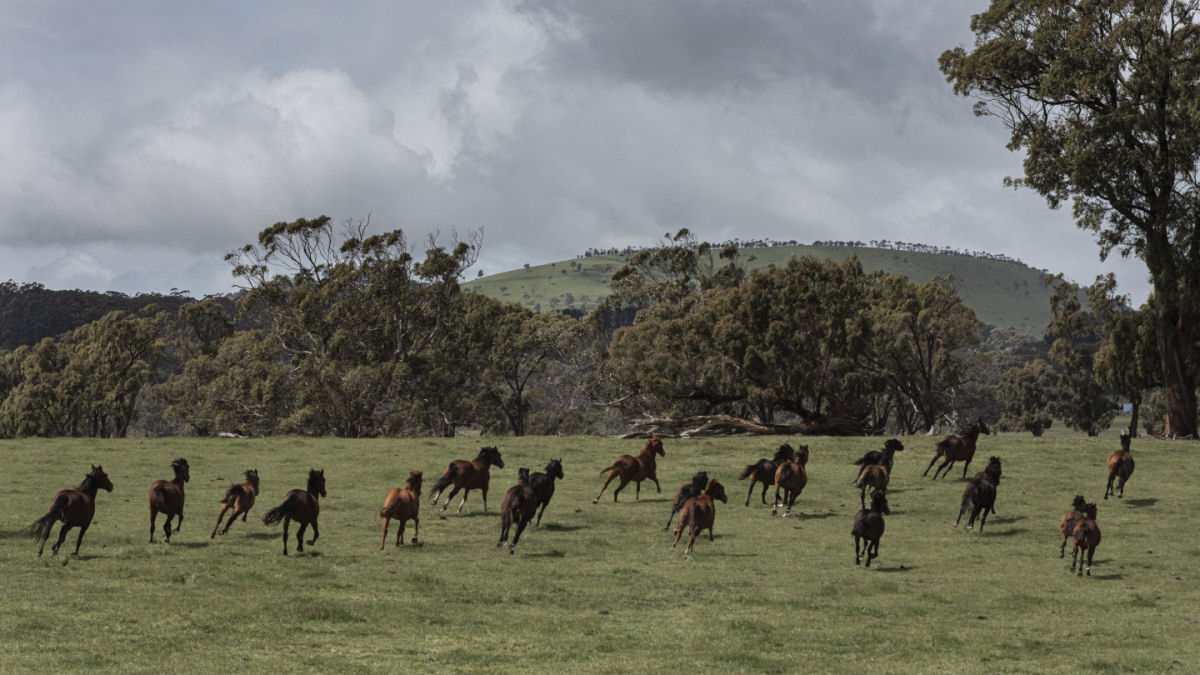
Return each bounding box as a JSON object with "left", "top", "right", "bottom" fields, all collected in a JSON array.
[
  {"left": 411, "top": 515, "right": 419, "bottom": 544},
  {"left": 441, "top": 485, "right": 461, "bottom": 512},
  {"left": 859, "top": 486, "right": 867, "bottom": 509},
  {"left": 744, "top": 480, "right": 755, "bottom": 507},
  {"left": 380, "top": 517, "right": 390, "bottom": 550},
  {"left": 212, "top": 506, "right": 227, "bottom": 538},
  {"left": 923, "top": 453, "right": 941, "bottom": 477},
  {"left": 594, "top": 472, "right": 616, "bottom": 504},
  {"left": 936, "top": 458, "right": 955, "bottom": 479},
  {"left": 979, "top": 507, "right": 991, "bottom": 531},
  {"left": 663, "top": 506, "right": 678, "bottom": 532},
  {"left": 509, "top": 520, "right": 529, "bottom": 554},
  {"left": 1104, "top": 476, "right": 1112, "bottom": 499},
  {"left": 149, "top": 509, "right": 158, "bottom": 543},
  {"left": 961, "top": 458, "right": 972, "bottom": 479},
  {"left": 612, "top": 478, "right": 629, "bottom": 503},
  {"left": 1086, "top": 545, "right": 1095, "bottom": 576},
  {"left": 481, "top": 487, "right": 489, "bottom": 513},
  {"left": 651, "top": 475, "right": 661, "bottom": 494},
  {"left": 771, "top": 484, "right": 782, "bottom": 516},
  {"left": 634, "top": 479, "right": 641, "bottom": 500},
  {"left": 854, "top": 535, "right": 862, "bottom": 564},
  {"left": 281, "top": 516, "right": 291, "bottom": 555},
  {"left": 457, "top": 489, "right": 470, "bottom": 514},
  {"left": 72, "top": 523, "right": 89, "bottom": 556},
  {"left": 295, "top": 522, "right": 308, "bottom": 553},
  {"left": 163, "top": 514, "right": 173, "bottom": 542},
  {"left": 174, "top": 509, "right": 183, "bottom": 534},
  {"left": 685, "top": 529, "right": 698, "bottom": 555},
  {"left": 1070, "top": 542, "right": 1078, "bottom": 573},
  {"left": 498, "top": 515, "right": 510, "bottom": 548},
  {"left": 397, "top": 518, "right": 407, "bottom": 546},
  {"left": 867, "top": 539, "right": 878, "bottom": 567},
  {"left": 760, "top": 481, "right": 769, "bottom": 505},
  {"left": 1059, "top": 535, "right": 1067, "bottom": 558},
  {"left": 52, "top": 523, "right": 73, "bottom": 555},
  {"left": 670, "top": 521, "right": 684, "bottom": 551},
  {"left": 307, "top": 518, "right": 319, "bottom": 546}
]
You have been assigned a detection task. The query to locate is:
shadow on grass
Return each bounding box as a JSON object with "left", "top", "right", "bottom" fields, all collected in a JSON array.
[
  {"left": 1088, "top": 573, "right": 1124, "bottom": 580},
  {"left": 1124, "top": 498, "right": 1157, "bottom": 508},
  {"left": 539, "top": 523, "right": 588, "bottom": 532},
  {"left": 977, "top": 527, "right": 1030, "bottom": 537},
  {"left": 874, "top": 565, "right": 915, "bottom": 573},
  {"left": 174, "top": 541, "right": 210, "bottom": 549},
  {"left": 0, "top": 528, "right": 31, "bottom": 540},
  {"left": 990, "top": 514, "right": 1027, "bottom": 524},
  {"left": 524, "top": 550, "right": 567, "bottom": 558}
]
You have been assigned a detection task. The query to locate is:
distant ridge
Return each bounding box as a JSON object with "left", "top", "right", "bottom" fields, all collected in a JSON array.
[{"left": 464, "top": 243, "right": 1058, "bottom": 335}]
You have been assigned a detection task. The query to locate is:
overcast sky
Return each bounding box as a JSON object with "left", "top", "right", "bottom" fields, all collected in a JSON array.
[{"left": 0, "top": 0, "right": 1152, "bottom": 304}]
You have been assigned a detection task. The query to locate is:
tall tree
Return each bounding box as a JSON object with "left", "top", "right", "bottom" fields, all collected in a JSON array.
[
  {"left": 1088, "top": 274, "right": 1162, "bottom": 436},
  {"left": 941, "top": 0, "right": 1200, "bottom": 437},
  {"left": 1046, "top": 280, "right": 1118, "bottom": 436}
]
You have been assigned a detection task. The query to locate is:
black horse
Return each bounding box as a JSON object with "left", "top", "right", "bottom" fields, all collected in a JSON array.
[
  {"left": 529, "top": 458, "right": 564, "bottom": 527},
  {"left": 954, "top": 457, "right": 1002, "bottom": 531},
  {"left": 852, "top": 490, "right": 890, "bottom": 567},
  {"left": 852, "top": 438, "right": 903, "bottom": 484},
  {"left": 738, "top": 444, "right": 800, "bottom": 506},
  {"left": 663, "top": 471, "right": 709, "bottom": 532}
]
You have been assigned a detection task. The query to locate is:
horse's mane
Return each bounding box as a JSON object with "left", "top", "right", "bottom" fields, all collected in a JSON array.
[
  {"left": 1120, "top": 432, "right": 1132, "bottom": 451},
  {"left": 405, "top": 470, "right": 422, "bottom": 493},
  {"left": 884, "top": 438, "right": 904, "bottom": 453},
  {"left": 773, "top": 444, "right": 795, "bottom": 463},
  {"left": 690, "top": 471, "right": 709, "bottom": 490},
  {"left": 307, "top": 469, "right": 324, "bottom": 493},
  {"left": 643, "top": 435, "right": 664, "bottom": 456},
  {"left": 245, "top": 469, "right": 260, "bottom": 486},
  {"left": 78, "top": 466, "right": 106, "bottom": 492},
  {"left": 1072, "top": 494, "right": 1086, "bottom": 510},
  {"left": 476, "top": 446, "right": 499, "bottom": 460}
]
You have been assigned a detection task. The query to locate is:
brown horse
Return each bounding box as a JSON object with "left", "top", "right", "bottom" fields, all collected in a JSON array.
[
  {"left": 148, "top": 458, "right": 190, "bottom": 543},
  {"left": 771, "top": 459, "right": 807, "bottom": 517},
  {"left": 663, "top": 471, "right": 708, "bottom": 532},
  {"left": 852, "top": 490, "right": 890, "bottom": 567},
  {"left": 739, "top": 444, "right": 798, "bottom": 506},
  {"left": 30, "top": 465, "right": 114, "bottom": 557},
  {"left": 853, "top": 438, "right": 903, "bottom": 484},
  {"left": 1070, "top": 502, "right": 1102, "bottom": 576},
  {"left": 856, "top": 465, "right": 889, "bottom": 509},
  {"left": 380, "top": 470, "right": 422, "bottom": 549},
  {"left": 594, "top": 435, "right": 665, "bottom": 503},
  {"left": 924, "top": 419, "right": 990, "bottom": 479},
  {"left": 211, "top": 469, "right": 260, "bottom": 538},
  {"left": 953, "top": 456, "right": 1002, "bottom": 531},
  {"left": 262, "top": 469, "right": 326, "bottom": 555},
  {"left": 1059, "top": 495, "right": 1087, "bottom": 558},
  {"left": 1104, "top": 433, "right": 1134, "bottom": 499},
  {"left": 429, "top": 446, "right": 505, "bottom": 514},
  {"left": 497, "top": 468, "right": 538, "bottom": 554},
  {"left": 671, "top": 478, "right": 728, "bottom": 555}
]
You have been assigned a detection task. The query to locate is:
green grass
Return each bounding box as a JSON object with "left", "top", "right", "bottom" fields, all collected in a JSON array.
[
  {"left": 464, "top": 245, "right": 1057, "bottom": 334},
  {"left": 0, "top": 430, "right": 1194, "bottom": 673}
]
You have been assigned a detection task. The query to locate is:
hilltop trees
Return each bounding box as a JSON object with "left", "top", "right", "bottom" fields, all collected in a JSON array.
[{"left": 942, "top": 0, "right": 1200, "bottom": 437}]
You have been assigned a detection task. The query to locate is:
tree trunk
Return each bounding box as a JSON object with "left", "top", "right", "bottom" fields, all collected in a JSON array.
[
  {"left": 1156, "top": 310, "right": 1198, "bottom": 438},
  {"left": 1128, "top": 393, "right": 1141, "bottom": 439}
]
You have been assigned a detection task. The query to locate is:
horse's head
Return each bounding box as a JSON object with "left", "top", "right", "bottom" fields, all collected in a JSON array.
[
  {"left": 1083, "top": 502, "right": 1098, "bottom": 520},
  {"left": 246, "top": 469, "right": 260, "bottom": 488},
  {"left": 794, "top": 444, "right": 810, "bottom": 466},
  {"left": 884, "top": 438, "right": 904, "bottom": 453},
  {"left": 88, "top": 465, "right": 114, "bottom": 493},
  {"left": 976, "top": 419, "right": 991, "bottom": 435},
  {"left": 773, "top": 443, "right": 795, "bottom": 463},
  {"left": 1120, "top": 432, "right": 1132, "bottom": 452},
  {"left": 479, "top": 446, "right": 504, "bottom": 469},
  {"left": 406, "top": 470, "right": 422, "bottom": 494},
  {"left": 172, "top": 458, "right": 191, "bottom": 483},
  {"left": 870, "top": 490, "right": 890, "bottom": 515},
  {"left": 705, "top": 479, "right": 727, "bottom": 503},
  {"left": 308, "top": 469, "right": 327, "bottom": 497},
  {"left": 1071, "top": 494, "right": 1086, "bottom": 511},
  {"left": 985, "top": 457, "right": 1002, "bottom": 483},
  {"left": 646, "top": 435, "right": 665, "bottom": 457},
  {"left": 690, "top": 471, "right": 709, "bottom": 491},
  {"left": 546, "top": 458, "right": 564, "bottom": 480},
  {"left": 517, "top": 467, "right": 531, "bottom": 485}
]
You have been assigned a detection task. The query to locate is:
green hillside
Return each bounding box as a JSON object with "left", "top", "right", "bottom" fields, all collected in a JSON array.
[{"left": 465, "top": 244, "right": 1057, "bottom": 335}]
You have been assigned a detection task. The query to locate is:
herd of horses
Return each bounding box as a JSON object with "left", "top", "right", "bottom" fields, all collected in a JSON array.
[{"left": 26, "top": 422, "right": 1135, "bottom": 572}]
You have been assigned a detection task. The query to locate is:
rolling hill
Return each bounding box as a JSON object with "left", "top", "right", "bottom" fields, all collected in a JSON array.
[{"left": 464, "top": 244, "right": 1059, "bottom": 335}]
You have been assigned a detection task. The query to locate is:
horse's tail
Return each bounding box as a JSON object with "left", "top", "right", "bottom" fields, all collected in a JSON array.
[
  {"left": 221, "top": 484, "right": 246, "bottom": 505},
  {"left": 599, "top": 462, "right": 620, "bottom": 476},
  {"left": 935, "top": 438, "right": 952, "bottom": 457},
  {"left": 431, "top": 463, "right": 459, "bottom": 495},
  {"left": 853, "top": 453, "right": 873, "bottom": 467},
  {"left": 1115, "top": 456, "right": 1131, "bottom": 479},
  {"left": 262, "top": 494, "right": 301, "bottom": 526},
  {"left": 29, "top": 493, "right": 69, "bottom": 544},
  {"left": 151, "top": 483, "right": 168, "bottom": 505},
  {"left": 738, "top": 462, "right": 762, "bottom": 480},
  {"left": 778, "top": 463, "right": 796, "bottom": 485}
]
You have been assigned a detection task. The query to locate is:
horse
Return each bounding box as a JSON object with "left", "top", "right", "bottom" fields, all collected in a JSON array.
[
  {"left": 852, "top": 490, "right": 890, "bottom": 567},
  {"left": 529, "top": 458, "right": 563, "bottom": 527},
  {"left": 1059, "top": 495, "right": 1087, "bottom": 558},
  {"left": 1104, "top": 433, "right": 1135, "bottom": 499},
  {"left": 429, "top": 446, "right": 505, "bottom": 514},
  {"left": 739, "top": 444, "right": 797, "bottom": 506},
  {"left": 925, "top": 418, "right": 990, "bottom": 479},
  {"left": 1070, "top": 502, "right": 1101, "bottom": 576},
  {"left": 853, "top": 438, "right": 903, "bottom": 484},
  {"left": 954, "top": 456, "right": 1002, "bottom": 531},
  {"left": 771, "top": 459, "right": 808, "bottom": 517},
  {"left": 211, "top": 469, "right": 260, "bottom": 538},
  {"left": 857, "top": 465, "right": 889, "bottom": 509},
  {"left": 380, "top": 470, "right": 422, "bottom": 549},
  {"left": 594, "top": 435, "right": 665, "bottom": 503},
  {"left": 148, "top": 458, "right": 190, "bottom": 543},
  {"left": 497, "top": 468, "right": 538, "bottom": 554},
  {"left": 30, "top": 465, "right": 114, "bottom": 557},
  {"left": 671, "top": 478, "right": 728, "bottom": 555},
  {"left": 663, "top": 471, "right": 708, "bottom": 532},
  {"left": 262, "top": 469, "right": 326, "bottom": 555}
]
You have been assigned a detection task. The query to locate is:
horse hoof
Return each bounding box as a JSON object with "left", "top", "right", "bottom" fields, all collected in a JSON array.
[
  {"left": 411, "top": 538, "right": 418, "bottom": 544},
  {"left": 509, "top": 549, "right": 515, "bottom": 555}
]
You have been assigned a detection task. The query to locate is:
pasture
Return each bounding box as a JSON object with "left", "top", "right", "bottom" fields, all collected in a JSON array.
[{"left": 0, "top": 431, "right": 1196, "bottom": 673}]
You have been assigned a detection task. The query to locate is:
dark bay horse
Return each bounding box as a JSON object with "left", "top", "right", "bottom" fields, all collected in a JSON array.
[
  {"left": 954, "top": 456, "right": 1002, "bottom": 531},
  {"left": 771, "top": 458, "right": 808, "bottom": 517},
  {"left": 148, "top": 458, "right": 190, "bottom": 543},
  {"left": 663, "top": 471, "right": 708, "bottom": 532},
  {"left": 1070, "top": 502, "right": 1102, "bottom": 576},
  {"left": 852, "top": 490, "right": 890, "bottom": 567},
  {"left": 1104, "top": 433, "right": 1134, "bottom": 499},
  {"left": 498, "top": 468, "right": 537, "bottom": 554},
  {"left": 671, "top": 478, "right": 728, "bottom": 555},
  {"left": 211, "top": 469, "right": 260, "bottom": 538},
  {"left": 594, "top": 435, "right": 664, "bottom": 503},
  {"left": 30, "top": 465, "right": 113, "bottom": 557},
  {"left": 853, "top": 438, "right": 903, "bottom": 484},
  {"left": 739, "top": 444, "right": 798, "bottom": 506},
  {"left": 925, "top": 419, "right": 989, "bottom": 479},
  {"left": 380, "top": 470, "right": 422, "bottom": 549},
  {"left": 856, "top": 465, "right": 889, "bottom": 509},
  {"left": 262, "top": 469, "right": 326, "bottom": 555},
  {"left": 529, "top": 458, "right": 563, "bottom": 527},
  {"left": 429, "top": 446, "right": 505, "bottom": 513},
  {"left": 1059, "top": 495, "right": 1087, "bottom": 558}
]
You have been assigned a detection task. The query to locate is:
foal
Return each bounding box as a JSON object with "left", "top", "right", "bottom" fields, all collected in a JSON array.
[
  {"left": 594, "top": 435, "right": 665, "bottom": 503},
  {"left": 852, "top": 490, "right": 890, "bottom": 567},
  {"left": 262, "top": 469, "right": 326, "bottom": 555},
  {"left": 1070, "top": 502, "right": 1102, "bottom": 576},
  {"left": 1104, "top": 433, "right": 1134, "bottom": 500},
  {"left": 671, "top": 478, "right": 728, "bottom": 555},
  {"left": 529, "top": 458, "right": 564, "bottom": 527},
  {"left": 663, "top": 471, "right": 709, "bottom": 532},
  {"left": 380, "top": 471, "right": 422, "bottom": 549},
  {"left": 498, "top": 468, "right": 538, "bottom": 554},
  {"left": 954, "top": 456, "right": 1002, "bottom": 531},
  {"left": 739, "top": 444, "right": 797, "bottom": 506},
  {"left": 211, "top": 469, "right": 260, "bottom": 538},
  {"left": 149, "top": 458, "right": 190, "bottom": 543},
  {"left": 1058, "top": 495, "right": 1087, "bottom": 558},
  {"left": 30, "top": 465, "right": 114, "bottom": 557}
]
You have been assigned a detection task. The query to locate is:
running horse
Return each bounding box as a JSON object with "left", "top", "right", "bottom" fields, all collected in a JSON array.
[
  {"left": 428, "top": 446, "right": 505, "bottom": 514},
  {"left": 30, "top": 465, "right": 114, "bottom": 557},
  {"left": 594, "top": 435, "right": 665, "bottom": 503},
  {"left": 924, "top": 419, "right": 990, "bottom": 479},
  {"left": 380, "top": 470, "right": 422, "bottom": 549},
  {"left": 148, "top": 458, "right": 190, "bottom": 543},
  {"left": 262, "top": 469, "right": 326, "bottom": 555},
  {"left": 211, "top": 469, "right": 260, "bottom": 538}
]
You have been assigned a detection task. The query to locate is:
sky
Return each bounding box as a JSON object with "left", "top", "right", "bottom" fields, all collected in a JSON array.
[{"left": 0, "top": 0, "right": 1153, "bottom": 304}]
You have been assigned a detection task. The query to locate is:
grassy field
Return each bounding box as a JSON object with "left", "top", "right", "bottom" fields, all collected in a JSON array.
[
  {"left": 0, "top": 430, "right": 1194, "bottom": 673},
  {"left": 464, "top": 245, "right": 1057, "bottom": 334}
]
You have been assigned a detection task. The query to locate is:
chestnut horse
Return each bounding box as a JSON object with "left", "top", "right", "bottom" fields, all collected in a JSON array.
[
  {"left": 739, "top": 444, "right": 798, "bottom": 506},
  {"left": 853, "top": 438, "right": 903, "bottom": 484},
  {"left": 380, "top": 470, "right": 422, "bottom": 549},
  {"left": 663, "top": 471, "right": 708, "bottom": 532},
  {"left": 498, "top": 468, "right": 537, "bottom": 554},
  {"left": 529, "top": 458, "right": 564, "bottom": 527},
  {"left": 852, "top": 490, "right": 890, "bottom": 567},
  {"left": 429, "top": 446, "right": 505, "bottom": 513},
  {"left": 148, "top": 458, "right": 190, "bottom": 543},
  {"left": 1104, "top": 433, "right": 1134, "bottom": 500},
  {"left": 211, "top": 469, "right": 260, "bottom": 538},
  {"left": 30, "top": 465, "right": 114, "bottom": 557},
  {"left": 1059, "top": 495, "right": 1087, "bottom": 558},
  {"left": 771, "top": 459, "right": 807, "bottom": 517},
  {"left": 856, "top": 465, "right": 889, "bottom": 509},
  {"left": 671, "top": 478, "right": 728, "bottom": 555},
  {"left": 924, "top": 419, "right": 990, "bottom": 479},
  {"left": 262, "top": 469, "right": 326, "bottom": 555},
  {"left": 953, "top": 456, "right": 1002, "bottom": 531},
  {"left": 1070, "top": 502, "right": 1102, "bottom": 576},
  {"left": 594, "top": 435, "right": 665, "bottom": 503}
]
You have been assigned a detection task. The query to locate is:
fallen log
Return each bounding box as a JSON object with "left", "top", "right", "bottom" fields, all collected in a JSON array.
[{"left": 623, "top": 414, "right": 880, "bottom": 438}]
